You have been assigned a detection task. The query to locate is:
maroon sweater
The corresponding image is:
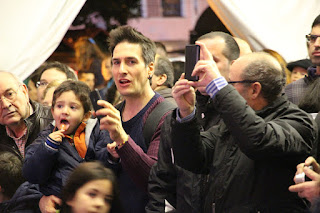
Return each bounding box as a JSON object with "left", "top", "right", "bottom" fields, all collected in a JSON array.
[{"left": 110, "top": 93, "right": 171, "bottom": 212}]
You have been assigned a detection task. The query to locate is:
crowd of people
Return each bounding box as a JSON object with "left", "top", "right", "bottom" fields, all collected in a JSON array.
[{"left": 0, "top": 13, "right": 320, "bottom": 213}]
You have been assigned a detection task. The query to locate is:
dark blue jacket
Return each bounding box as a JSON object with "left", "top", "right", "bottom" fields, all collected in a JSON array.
[
  {"left": 23, "top": 118, "right": 109, "bottom": 197},
  {"left": 0, "top": 181, "right": 42, "bottom": 213}
]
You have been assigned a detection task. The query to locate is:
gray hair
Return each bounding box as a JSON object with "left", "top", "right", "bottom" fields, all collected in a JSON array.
[
  {"left": 154, "top": 56, "right": 174, "bottom": 88},
  {"left": 241, "top": 52, "right": 285, "bottom": 103}
]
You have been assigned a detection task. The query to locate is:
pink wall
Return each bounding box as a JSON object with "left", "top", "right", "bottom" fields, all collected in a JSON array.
[{"left": 128, "top": 0, "right": 208, "bottom": 46}]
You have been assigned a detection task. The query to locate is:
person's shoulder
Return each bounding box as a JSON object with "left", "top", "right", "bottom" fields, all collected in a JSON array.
[
  {"left": 36, "top": 123, "right": 54, "bottom": 137},
  {"left": 150, "top": 94, "right": 176, "bottom": 117},
  {"left": 12, "top": 182, "right": 41, "bottom": 198},
  {"left": 31, "top": 100, "right": 52, "bottom": 116},
  {"left": 285, "top": 78, "right": 307, "bottom": 89},
  {"left": 86, "top": 118, "right": 99, "bottom": 132},
  {"left": 2, "top": 182, "right": 42, "bottom": 213},
  {"left": 284, "top": 99, "right": 315, "bottom": 122}
]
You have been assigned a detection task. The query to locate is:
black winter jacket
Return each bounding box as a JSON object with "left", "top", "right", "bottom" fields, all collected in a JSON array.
[
  {"left": 172, "top": 85, "right": 317, "bottom": 213},
  {"left": 0, "top": 100, "right": 52, "bottom": 160},
  {"left": 147, "top": 93, "right": 221, "bottom": 213},
  {"left": 147, "top": 114, "right": 205, "bottom": 213}
]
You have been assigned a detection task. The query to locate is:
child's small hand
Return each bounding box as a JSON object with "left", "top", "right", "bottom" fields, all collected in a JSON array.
[
  {"left": 48, "top": 130, "right": 65, "bottom": 142},
  {"left": 107, "top": 142, "right": 120, "bottom": 159}
]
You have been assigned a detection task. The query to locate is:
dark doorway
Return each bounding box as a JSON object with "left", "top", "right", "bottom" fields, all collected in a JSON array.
[{"left": 190, "top": 7, "right": 230, "bottom": 44}]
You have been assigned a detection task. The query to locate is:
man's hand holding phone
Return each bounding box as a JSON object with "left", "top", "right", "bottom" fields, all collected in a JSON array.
[
  {"left": 289, "top": 156, "right": 320, "bottom": 202},
  {"left": 89, "top": 89, "right": 103, "bottom": 120},
  {"left": 188, "top": 41, "right": 222, "bottom": 89},
  {"left": 95, "top": 100, "right": 129, "bottom": 146},
  {"left": 172, "top": 74, "right": 196, "bottom": 118}
]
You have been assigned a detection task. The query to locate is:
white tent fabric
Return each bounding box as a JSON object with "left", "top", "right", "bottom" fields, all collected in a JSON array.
[
  {"left": 207, "top": 0, "right": 320, "bottom": 62},
  {"left": 0, "top": 0, "right": 86, "bottom": 81}
]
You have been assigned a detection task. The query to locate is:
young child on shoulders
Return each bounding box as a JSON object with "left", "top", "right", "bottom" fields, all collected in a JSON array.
[
  {"left": 23, "top": 80, "right": 109, "bottom": 198},
  {"left": 58, "top": 161, "right": 122, "bottom": 213}
]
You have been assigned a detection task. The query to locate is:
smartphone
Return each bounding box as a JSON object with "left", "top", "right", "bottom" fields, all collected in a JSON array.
[
  {"left": 295, "top": 165, "right": 313, "bottom": 183},
  {"left": 184, "top": 44, "right": 200, "bottom": 81},
  {"left": 89, "top": 89, "right": 103, "bottom": 119}
]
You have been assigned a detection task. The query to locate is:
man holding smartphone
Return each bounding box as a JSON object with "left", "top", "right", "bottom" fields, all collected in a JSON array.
[
  {"left": 170, "top": 42, "right": 317, "bottom": 212},
  {"left": 147, "top": 32, "right": 241, "bottom": 212},
  {"left": 95, "top": 26, "right": 174, "bottom": 212}
]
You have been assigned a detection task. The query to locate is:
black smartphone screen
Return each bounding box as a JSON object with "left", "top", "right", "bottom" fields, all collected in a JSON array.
[
  {"left": 184, "top": 44, "right": 200, "bottom": 81},
  {"left": 89, "top": 89, "right": 103, "bottom": 119}
]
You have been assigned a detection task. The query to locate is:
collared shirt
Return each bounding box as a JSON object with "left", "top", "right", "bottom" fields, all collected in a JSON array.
[
  {"left": 206, "top": 76, "right": 228, "bottom": 98},
  {"left": 6, "top": 126, "right": 28, "bottom": 157},
  {"left": 4, "top": 102, "right": 33, "bottom": 158}
]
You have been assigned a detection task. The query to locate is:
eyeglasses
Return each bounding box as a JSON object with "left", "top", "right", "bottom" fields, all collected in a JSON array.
[
  {"left": 227, "top": 80, "right": 257, "bottom": 84},
  {"left": 36, "top": 81, "right": 48, "bottom": 88},
  {"left": 0, "top": 85, "right": 22, "bottom": 106},
  {"left": 306, "top": 34, "right": 320, "bottom": 43}
]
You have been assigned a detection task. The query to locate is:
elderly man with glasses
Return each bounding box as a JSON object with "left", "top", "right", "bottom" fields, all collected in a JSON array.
[
  {"left": 169, "top": 38, "right": 317, "bottom": 212},
  {"left": 0, "top": 71, "right": 53, "bottom": 160},
  {"left": 285, "top": 14, "right": 320, "bottom": 105}
]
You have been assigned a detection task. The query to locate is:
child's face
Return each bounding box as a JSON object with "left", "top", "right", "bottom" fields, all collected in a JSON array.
[
  {"left": 291, "top": 67, "right": 308, "bottom": 82},
  {"left": 51, "top": 91, "right": 89, "bottom": 135},
  {"left": 67, "top": 179, "right": 113, "bottom": 213}
]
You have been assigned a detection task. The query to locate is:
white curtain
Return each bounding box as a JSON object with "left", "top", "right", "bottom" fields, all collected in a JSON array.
[
  {"left": 0, "top": 0, "right": 86, "bottom": 81},
  {"left": 207, "top": 0, "right": 320, "bottom": 62}
]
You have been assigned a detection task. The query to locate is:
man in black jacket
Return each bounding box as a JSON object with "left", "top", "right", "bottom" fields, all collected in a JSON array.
[
  {"left": 0, "top": 71, "right": 53, "bottom": 160},
  {"left": 171, "top": 42, "right": 317, "bottom": 212},
  {"left": 147, "top": 32, "right": 240, "bottom": 212}
]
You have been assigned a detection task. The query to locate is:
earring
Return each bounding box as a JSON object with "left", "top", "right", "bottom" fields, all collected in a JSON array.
[{"left": 148, "top": 75, "right": 152, "bottom": 80}]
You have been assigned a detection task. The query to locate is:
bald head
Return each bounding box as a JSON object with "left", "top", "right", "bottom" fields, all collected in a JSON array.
[
  {"left": 238, "top": 52, "right": 282, "bottom": 70},
  {"left": 0, "top": 71, "right": 23, "bottom": 85},
  {"left": 231, "top": 52, "right": 285, "bottom": 103}
]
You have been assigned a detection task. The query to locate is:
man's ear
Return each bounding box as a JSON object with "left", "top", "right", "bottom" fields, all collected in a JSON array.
[
  {"left": 251, "top": 82, "right": 262, "bottom": 99},
  {"left": 157, "top": 74, "right": 167, "bottom": 86},
  {"left": 82, "top": 111, "right": 92, "bottom": 122},
  {"left": 21, "top": 84, "right": 30, "bottom": 100},
  {"left": 147, "top": 62, "right": 154, "bottom": 77}
]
